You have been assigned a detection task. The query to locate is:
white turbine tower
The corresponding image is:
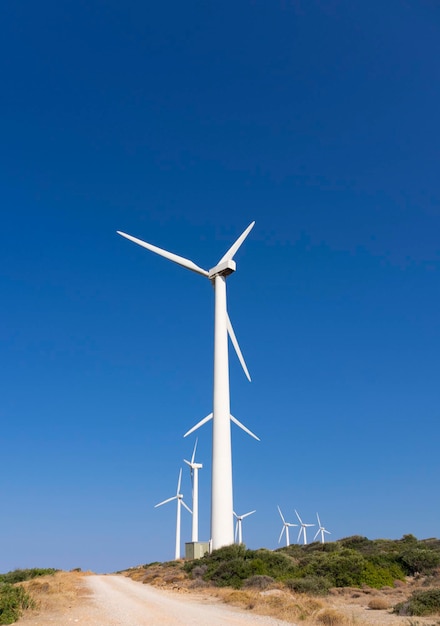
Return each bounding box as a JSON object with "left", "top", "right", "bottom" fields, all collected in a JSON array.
[
  {"left": 277, "top": 506, "right": 297, "bottom": 547},
  {"left": 295, "top": 509, "right": 315, "bottom": 545},
  {"left": 118, "top": 222, "right": 258, "bottom": 550},
  {"left": 233, "top": 509, "right": 256, "bottom": 545},
  {"left": 184, "top": 438, "right": 203, "bottom": 543},
  {"left": 154, "top": 468, "right": 192, "bottom": 560},
  {"left": 314, "top": 513, "right": 331, "bottom": 544}
]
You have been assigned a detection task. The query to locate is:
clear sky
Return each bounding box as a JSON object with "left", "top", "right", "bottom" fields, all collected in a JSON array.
[{"left": 1, "top": 1, "right": 439, "bottom": 573}]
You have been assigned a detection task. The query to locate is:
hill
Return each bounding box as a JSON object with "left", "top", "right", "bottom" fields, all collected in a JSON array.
[{"left": 2, "top": 535, "right": 440, "bottom": 625}]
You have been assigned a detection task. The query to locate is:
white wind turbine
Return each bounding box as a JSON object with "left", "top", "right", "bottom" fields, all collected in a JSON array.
[
  {"left": 118, "top": 222, "right": 259, "bottom": 550},
  {"left": 314, "top": 513, "right": 331, "bottom": 544},
  {"left": 277, "top": 506, "right": 298, "bottom": 547},
  {"left": 233, "top": 509, "right": 256, "bottom": 545},
  {"left": 184, "top": 438, "right": 203, "bottom": 543},
  {"left": 154, "top": 468, "right": 192, "bottom": 560},
  {"left": 295, "top": 509, "right": 315, "bottom": 545}
]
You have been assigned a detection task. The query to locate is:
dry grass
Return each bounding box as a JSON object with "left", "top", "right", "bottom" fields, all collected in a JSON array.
[
  {"left": 208, "top": 586, "right": 324, "bottom": 623},
  {"left": 314, "top": 608, "right": 351, "bottom": 625},
  {"left": 19, "top": 570, "right": 92, "bottom": 618},
  {"left": 367, "top": 596, "right": 391, "bottom": 610}
]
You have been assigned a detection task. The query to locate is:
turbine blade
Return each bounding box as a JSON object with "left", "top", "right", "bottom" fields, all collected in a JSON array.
[
  {"left": 230, "top": 414, "right": 260, "bottom": 441},
  {"left": 184, "top": 413, "right": 213, "bottom": 438},
  {"left": 218, "top": 221, "right": 255, "bottom": 264},
  {"left": 295, "top": 509, "right": 303, "bottom": 524},
  {"left": 316, "top": 513, "right": 321, "bottom": 527},
  {"left": 314, "top": 529, "right": 320, "bottom": 541},
  {"left": 191, "top": 437, "right": 198, "bottom": 465},
  {"left": 278, "top": 525, "right": 286, "bottom": 544},
  {"left": 297, "top": 527, "right": 302, "bottom": 543},
  {"left": 324, "top": 529, "right": 331, "bottom": 535},
  {"left": 154, "top": 495, "right": 177, "bottom": 508},
  {"left": 176, "top": 468, "right": 182, "bottom": 494},
  {"left": 117, "top": 231, "right": 209, "bottom": 277},
  {"left": 277, "top": 505, "right": 286, "bottom": 523},
  {"left": 183, "top": 459, "right": 191, "bottom": 467},
  {"left": 227, "top": 313, "right": 251, "bottom": 382},
  {"left": 235, "top": 522, "right": 239, "bottom": 542},
  {"left": 242, "top": 510, "right": 256, "bottom": 519},
  {"left": 181, "top": 500, "right": 192, "bottom": 514}
]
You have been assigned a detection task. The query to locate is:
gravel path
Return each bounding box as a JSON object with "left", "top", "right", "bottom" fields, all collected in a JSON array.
[{"left": 22, "top": 575, "right": 294, "bottom": 626}]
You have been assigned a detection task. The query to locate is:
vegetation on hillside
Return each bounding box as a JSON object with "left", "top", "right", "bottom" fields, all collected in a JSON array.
[
  {"left": 393, "top": 589, "right": 440, "bottom": 617},
  {"left": 0, "top": 584, "right": 34, "bottom": 625},
  {"left": 0, "top": 568, "right": 57, "bottom": 585},
  {"left": 0, "top": 569, "right": 57, "bottom": 625},
  {"left": 182, "top": 535, "right": 440, "bottom": 594}
]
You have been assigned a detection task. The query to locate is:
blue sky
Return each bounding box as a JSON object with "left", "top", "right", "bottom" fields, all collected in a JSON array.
[{"left": 1, "top": 0, "right": 439, "bottom": 573}]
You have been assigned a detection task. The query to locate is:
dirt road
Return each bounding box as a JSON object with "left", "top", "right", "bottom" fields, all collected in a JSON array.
[{"left": 22, "top": 574, "right": 294, "bottom": 626}]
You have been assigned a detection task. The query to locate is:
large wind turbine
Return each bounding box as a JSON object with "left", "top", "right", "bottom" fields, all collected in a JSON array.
[
  {"left": 277, "top": 506, "right": 297, "bottom": 547},
  {"left": 233, "top": 509, "right": 256, "bottom": 545},
  {"left": 314, "top": 513, "right": 331, "bottom": 544},
  {"left": 118, "top": 222, "right": 257, "bottom": 549},
  {"left": 184, "top": 438, "right": 203, "bottom": 543},
  {"left": 295, "top": 509, "right": 315, "bottom": 545},
  {"left": 154, "top": 468, "right": 192, "bottom": 560}
]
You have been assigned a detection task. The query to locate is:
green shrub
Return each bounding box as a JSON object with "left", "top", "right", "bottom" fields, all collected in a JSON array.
[
  {"left": 183, "top": 535, "right": 440, "bottom": 592},
  {"left": 251, "top": 549, "right": 299, "bottom": 579},
  {"left": 398, "top": 548, "right": 440, "bottom": 575},
  {"left": 362, "top": 561, "right": 405, "bottom": 588},
  {"left": 303, "top": 549, "right": 367, "bottom": 587},
  {"left": 208, "top": 557, "right": 254, "bottom": 588},
  {"left": 0, "top": 569, "right": 57, "bottom": 585},
  {"left": 393, "top": 589, "right": 440, "bottom": 616},
  {"left": 0, "top": 583, "right": 35, "bottom": 625},
  {"left": 286, "top": 575, "right": 332, "bottom": 596},
  {"left": 184, "top": 545, "right": 299, "bottom": 584}
]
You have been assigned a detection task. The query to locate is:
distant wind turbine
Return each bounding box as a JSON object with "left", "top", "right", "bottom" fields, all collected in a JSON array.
[
  {"left": 277, "top": 506, "right": 297, "bottom": 547},
  {"left": 184, "top": 438, "right": 203, "bottom": 543},
  {"left": 314, "top": 513, "right": 331, "bottom": 544},
  {"left": 233, "top": 509, "right": 256, "bottom": 544},
  {"left": 295, "top": 509, "right": 315, "bottom": 545},
  {"left": 118, "top": 222, "right": 258, "bottom": 549},
  {"left": 154, "top": 469, "right": 191, "bottom": 560}
]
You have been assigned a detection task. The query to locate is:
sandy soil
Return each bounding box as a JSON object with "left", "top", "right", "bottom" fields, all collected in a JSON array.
[{"left": 20, "top": 574, "right": 293, "bottom": 626}]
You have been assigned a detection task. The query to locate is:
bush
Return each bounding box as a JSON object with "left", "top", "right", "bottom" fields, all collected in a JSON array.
[
  {"left": 285, "top": 575, "right": 332, "bottom": 596},
  {"left": 315, "top": 608, "right": 348, "bottom": 625},
  {"left": 362, "top": 561, "right": 405, "bottom": 588},
  {"left": 368, "top": 596, "right": 390, "bottom": 610},
  {"left": 251, "top": 549, "right": 299, "bottom": 579},
  {"left": 191, "top": 565, "right": 208, "bottom": 579},
  {"left": 303, "top": 549, "right": 367, "bottom": 587},
  {"left": 0, "top": 584, "right": 35, "bottom": 625},
  {"left": 393, "top": 589, "right": 440, "bottom": 616},
  {"left": 0, "top": 569, "right": 57, "bottom": 585},
  {"left": 184, "top": 545, "right": 299, "bottom": 585},
  {"left": 207, "top": 558, "right": 254, "bottom": 588},
  {"left": 398, "top": 548, "right": 440, "bottom": 575},
  {"left": 243, "top": 575, "right": 275, "bottom": 590}
]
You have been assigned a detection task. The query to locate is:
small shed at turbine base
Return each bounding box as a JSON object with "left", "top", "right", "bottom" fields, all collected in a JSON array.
[{"left": 185, "top": 541, "right": 210, "bottom": 560}]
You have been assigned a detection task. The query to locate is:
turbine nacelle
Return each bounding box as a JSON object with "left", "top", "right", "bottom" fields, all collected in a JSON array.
[
  {"left": 184, "top": 460, "right": 203, "bottom": 470},
  {"left": 208, "top": 259, "right": 236, "bottom": 279}
]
